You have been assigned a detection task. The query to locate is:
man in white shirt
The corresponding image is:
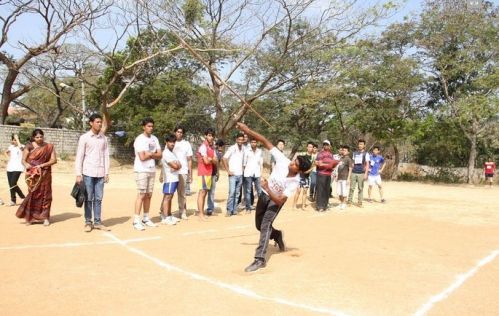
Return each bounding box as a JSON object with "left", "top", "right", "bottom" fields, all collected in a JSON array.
[
  {"left": 173, "top": 126, "right": 193, "bottom": 220},
  {"left": 159, "top": 134, "right": 181, "bottom": 225},
  {"left": 243, "top": 138, "right": 263, "bottom": 212},
  {"left": 236, "top": 123, "right": 311, "bottom": 273},
  {"left": 222, "top": 133, "right": 245, "bottom": 216},
  {"left": 133, "top": 118, "right": 162, "bottom": 230}
]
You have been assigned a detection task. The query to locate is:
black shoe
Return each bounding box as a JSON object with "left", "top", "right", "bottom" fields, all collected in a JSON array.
[
  {"left": 274, "top": 231, "right": 286, "bottom": 252},
  {"left": 244, "top": 259, "right": 266, "bottom": 272}
]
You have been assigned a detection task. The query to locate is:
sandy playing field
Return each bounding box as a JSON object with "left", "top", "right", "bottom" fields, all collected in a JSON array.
[{"left": 0, "top": 161, "right": 498, "bottom": 316}]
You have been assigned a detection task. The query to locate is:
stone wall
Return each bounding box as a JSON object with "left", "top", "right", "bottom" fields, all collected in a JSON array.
[{"left": 0, "top": 125, "right": 133, "bottom": 161}]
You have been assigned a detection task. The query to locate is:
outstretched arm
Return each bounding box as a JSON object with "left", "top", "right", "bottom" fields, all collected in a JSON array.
[{"left": 236, "top": 122, "right": 273, "bottom": 151}]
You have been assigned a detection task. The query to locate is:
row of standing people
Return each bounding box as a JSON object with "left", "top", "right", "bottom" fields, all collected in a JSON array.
[{"left": 291, "top": 139, "right": 386, "bottom": 212}]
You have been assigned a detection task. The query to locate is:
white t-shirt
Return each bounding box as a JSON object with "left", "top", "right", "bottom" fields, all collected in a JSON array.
[
  {"left": 133, "top": 134, "right": 161, "bottom": 173},
  {"left": 162, "top": 148, "right": 179, "bottom": 183},
  {"left": 264, "top": 147, "right": 299, "bottom": 198},
  {"left": 243, "top": 148, "right": 263, "bottom": 177},
  {"left": 7, "top": 145, "right": 24, "bottom": 172},
  {"left": 173, "top": 139, "right": 193, "bottom": 175},
  {"left": 223, "top": 144, "right": 245, "bottom": 176}
]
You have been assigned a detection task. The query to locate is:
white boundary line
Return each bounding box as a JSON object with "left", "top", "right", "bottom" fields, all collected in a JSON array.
[
  {"left": 413, "top": 249, "right": 499, "bottom": 316},
  {"left": 104, "top": 232, "right": 348, "bottom": 316},
  {"left": 0, "top": 236, "right": 161, "bottom": 250}
]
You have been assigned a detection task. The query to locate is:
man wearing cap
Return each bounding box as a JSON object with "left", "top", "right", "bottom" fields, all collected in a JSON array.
[{"left": 314, "top": 140, "right": 338, "bottom": 211}]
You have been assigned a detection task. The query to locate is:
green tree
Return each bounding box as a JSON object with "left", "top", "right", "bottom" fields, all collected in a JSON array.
[{"left": 414, "top": 0, "right": 499, "bottom": 183}]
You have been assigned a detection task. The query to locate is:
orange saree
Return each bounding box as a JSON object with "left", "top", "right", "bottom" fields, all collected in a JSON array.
[{"left": 16, "top": 143, "right": 54, "bottom": 223}]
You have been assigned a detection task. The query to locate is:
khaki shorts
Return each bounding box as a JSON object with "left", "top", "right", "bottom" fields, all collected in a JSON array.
[{"left": 135, "top": 172, "right": 156, "bottom": 193}]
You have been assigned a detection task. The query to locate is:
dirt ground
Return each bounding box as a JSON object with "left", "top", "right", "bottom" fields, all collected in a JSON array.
[{"left": 1, "top": 162, "right": 498, "bottom": 316}]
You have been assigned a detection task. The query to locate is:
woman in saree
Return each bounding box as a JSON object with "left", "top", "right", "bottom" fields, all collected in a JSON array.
[{"left": 16, "top": 129, "right": 57, "bottom": 226}]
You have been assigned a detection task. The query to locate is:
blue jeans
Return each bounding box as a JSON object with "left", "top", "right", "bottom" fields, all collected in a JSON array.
[
  {"left": 83, "top": 175, "right": 104, "bottom": 224},
  {"left": 206, "top": 176, "right": 218, "bottom": 213},
  {"left": 244, "top": 176, "right": 261, "bottom": 209},
  {"left": 227, "top": 175, "right": 243, "bottom": 215}
]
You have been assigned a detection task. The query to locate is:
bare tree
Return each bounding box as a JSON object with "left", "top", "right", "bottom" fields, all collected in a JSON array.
[
  {"left": 0, "top": 0, "right": 112, "bottom": 124},
  {"left": 145, "top": 0, "right": 395, "bottom": 137},
  {"left": 18, "top": 43, "right": 100, "bottom": 128},
  {"left": 75, "top": 1, "right": 184, "bottom": 133}
]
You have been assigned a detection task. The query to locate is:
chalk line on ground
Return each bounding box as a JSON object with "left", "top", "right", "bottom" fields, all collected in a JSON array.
[
  {"left": 413, "top": 249, "right": 499, "bottom": 316},
  {"left": 104, "top": 232, "right": 348, "bottom": 316},
  {"left": 0, "top": 236, "right": 161, "bottom": 250}
]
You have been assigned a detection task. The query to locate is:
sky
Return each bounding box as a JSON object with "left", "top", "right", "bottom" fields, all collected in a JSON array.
[{"left": 1, "top": 0, "right": 426, "bottom": 59}]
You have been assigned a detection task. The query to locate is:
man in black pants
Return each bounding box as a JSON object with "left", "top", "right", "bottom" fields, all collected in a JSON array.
[{"left": 236, "top": 123, "right": 311, "bottom": 273}]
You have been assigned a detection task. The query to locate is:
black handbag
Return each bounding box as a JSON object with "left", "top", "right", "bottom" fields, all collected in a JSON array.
[{"left": 70, "top": 182, "right": 86, "bottom": 208}]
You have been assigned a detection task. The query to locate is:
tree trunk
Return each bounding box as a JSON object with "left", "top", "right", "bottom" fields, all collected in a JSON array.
[
  {"left": 213, "top": 81, "right": 224, "bottom": 139},
  {"left": 0, "top": 70, "right": 18, "bottom": 124},
  {"left": 100, "top": 97, "right": 111, "bottom": 134},
  {"left": 467, "top": 135, "right": 477, "bottom": 184},
  {"left": 391, "top": 144, "right": 400, "bottom": 180}
]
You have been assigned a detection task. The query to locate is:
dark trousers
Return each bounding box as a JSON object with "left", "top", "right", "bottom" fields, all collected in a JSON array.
[
  {"left": 254, "top": 192, "right": 283, "bottom": 260},
  {"left": 315, "top": 173, "right": 331, "bottom": 209},
  {"left": 309, "top": 171, "right": 317, "bottom": 198},
  {"left": 7, "top": 171, "right": 25, "bottom": 203}
]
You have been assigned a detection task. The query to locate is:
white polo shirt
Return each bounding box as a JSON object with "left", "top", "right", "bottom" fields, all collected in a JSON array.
[
  {"left": 243, "top": 148, "right": 263, "bottom": 177},
  {"left": 223, "top": 144, "right": 245, "bottom": 176},
  {"left": 173, "top": 139, "right": 193, "bottom": 175}
]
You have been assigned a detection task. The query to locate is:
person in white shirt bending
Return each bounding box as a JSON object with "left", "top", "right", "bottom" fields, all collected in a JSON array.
[
  {"left": 133, "top": 118, "right": 162, "bottom": 230},
  {"left": 236, "top": 123, "right": 311, "bottom": 273}
]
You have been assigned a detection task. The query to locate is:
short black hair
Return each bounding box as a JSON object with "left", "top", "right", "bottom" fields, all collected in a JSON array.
[
  {"left": 205, "top": 128, "right": 215, "bottom": 136},
  {"left": 358, "top": 139, "right": 366, "bottom": 144},
  {"left": 313, "top": 143, "right": 318, "bottom": 148},
  {"left": 175, "top": 125, "right": 185, "bottom": 133},
  {"left": 89, "top": 113, "right": 103, "bottom": 122},
  {"left": 373, "top": 145, "right": 381, "bottom": 151},
  {"left": 235, "top": 132, "right": 245, "bottom": 139},
  {"left": 340, "top": 144, "right": 350, "bottom": 151},
  {"left": 164, "top": 134, "right": 176, "bottom": 143},
  {"left": 215, "top": 139, "right": 225, "bottom": 147},
  {"left": 142, "top": 117, "right": 154, "bottom": 126},
  {"left": 277, "top": 139, "right": 285, "bottom": 145},
  {"left": 296, "top": 155, "right": 312, "bottom": 172},
  {"left": 307, "top": 141, "right": 314, "bottom": 146}
]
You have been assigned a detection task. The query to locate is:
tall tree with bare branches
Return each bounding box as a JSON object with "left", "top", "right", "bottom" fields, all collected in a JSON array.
[
  {"left": 0, "top": 0, "right": 111, "bottom": 124},
  {"left": 144, "top": 0, "right": 396, "bottom": 138}
]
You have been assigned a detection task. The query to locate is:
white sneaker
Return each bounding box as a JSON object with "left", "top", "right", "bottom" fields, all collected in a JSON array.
[
  {"left": 340, "top": 203, "right": 346, "bottom": 210},
  {"left": 142, "top": 218, "right": 157, "bottom": 227},
  {"left": 181, "top": 212, "right": 188, "bottom": 220},
  {"left": 133, "top": 221, "right": 145, "bottom": 231},
  {"left": 7, "top": 201, "right": 16, "bottom": 206},
  {"left": 161, "top": 216, "right": 177, "bottom": 225},
  {"left": 159, "top": 213, "right": 166, "bottom": 221},
  {"left": 171, "top": 216, "right": 181, "bottom": 224}
]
